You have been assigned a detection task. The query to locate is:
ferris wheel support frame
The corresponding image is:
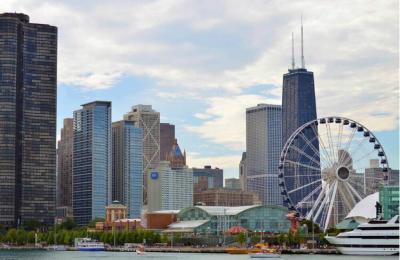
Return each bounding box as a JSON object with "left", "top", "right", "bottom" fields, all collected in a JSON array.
[{"left": 278, "top": 116, "right": 390, "bottom": 231}]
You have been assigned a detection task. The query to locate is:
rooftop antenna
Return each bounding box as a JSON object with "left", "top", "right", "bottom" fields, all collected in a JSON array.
[
  {"left": 291, "top": 32, "right": 295, "bottom": 70},
  {"left": 301, "top": 14, "right": 305, "bottom": 69}
]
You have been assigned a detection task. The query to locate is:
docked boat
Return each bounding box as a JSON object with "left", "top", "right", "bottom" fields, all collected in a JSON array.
[
  {"left": 74, "top": 237, "right": 105, "bottom": 251},
  {"left": 325, "top": 215, "right": 399, "bottom": 256},
  {"left": 46, "top": 244, "right": 67, "bottom": 251},
  {"left": 136, "top": 244, "right": 145, "bottom": 255}
]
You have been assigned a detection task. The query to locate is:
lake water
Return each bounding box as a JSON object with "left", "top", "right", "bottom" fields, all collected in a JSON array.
[{"left": 0, "top": 251, "right": 398, "bottom": 260}]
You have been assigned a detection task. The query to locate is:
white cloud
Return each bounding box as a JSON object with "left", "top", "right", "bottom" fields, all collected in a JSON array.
[
  {"left": 186, "top": 94, "right": 279, "bottom": 150},
  {"left": 1, "top": 0, "right": 398, "bottom": 157}
]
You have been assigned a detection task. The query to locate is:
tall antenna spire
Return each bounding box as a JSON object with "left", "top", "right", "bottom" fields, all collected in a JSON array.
[
  {"left": 301, "top": 14, "right": 305, "bottom": 69},
  {"left": 291, "top": 32, "right": 295, "bottom": 70}
]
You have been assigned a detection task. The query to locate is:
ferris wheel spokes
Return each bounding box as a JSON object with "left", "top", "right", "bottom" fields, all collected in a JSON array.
[{"left": 324, "top": 180, "right": 339, "bottom": 230}]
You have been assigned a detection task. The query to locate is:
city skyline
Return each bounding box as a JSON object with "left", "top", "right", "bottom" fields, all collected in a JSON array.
[{"left": 1, "top": 1, "right": 398, "bottom": 179}]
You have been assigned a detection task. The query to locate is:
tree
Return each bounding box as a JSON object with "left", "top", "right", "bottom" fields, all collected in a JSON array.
[
  {"left": 60, "top": 218, "right": 77, "bottom": 230},
  {"left": 27, "top": 231, "right": 36, "bottom": 244},
  {"left": 235, "top": 233, "right": 246, "bottom": 246},
  {"left": 326, "top": 227, "right": 341, "bottom": 236},
  {"left": 64, "top": 232, "right": 73, "bottom": 245},
  {"left": 16, "top": 229, "right": 27, "bottom": 245},
  {"left": 88, "top": 218, "right": 104, "bottom": 228},
  {"left": 23, "top": 220, "right": 41, "bottom": 231},
  {"left": 6, "top": 228, "right": 17, "bottom": 244},
  {"left": 277, "top": 233, "right": 286, "bottom": 246},
  {"left": 299, "top": 219, "right": 321, "bottom": 234}
]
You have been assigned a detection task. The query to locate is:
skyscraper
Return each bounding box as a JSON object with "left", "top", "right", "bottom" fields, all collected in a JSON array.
[
  {"left": 281, "top": 23, "right": 319, "bottom": 208},
  {"left": 73, "top": 101, "right": 112, "bottom": 225},
  {"left": 282, "top": 20, "right": 317, "bottom": 146},
  {"left": 112, "top": 120, "right": 143, "bottom": 218},
  {"left": 0, "top": 13, "right": 57, "bottom": 228},
  {"left": 160, "top": 123, "right": 175, "bottom": 160},
  {"left": 246, "top": 104, "right": 283, "bottom": 205},
  {"left": 57, "top": 118, "right": 73, "bottom": 212},
  {"left": 147, "top": 161, "right": 193, "bottom": 212},
  {"left": 124, "top": 105, "right": 160, "bottom": 203}
]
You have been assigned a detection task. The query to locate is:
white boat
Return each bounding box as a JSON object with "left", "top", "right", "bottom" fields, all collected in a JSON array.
[
  {"left": 74, "top": 237, "right": 105, "bottom": 251},
  {"left": 325, "top": 215, "right": 399, "bottom": 256},
  {"left": 136, "top": 244, "right": 145, "bottom": 255},
  {"left": 46, "top": 244, "right": 67, "bottom": 251}
]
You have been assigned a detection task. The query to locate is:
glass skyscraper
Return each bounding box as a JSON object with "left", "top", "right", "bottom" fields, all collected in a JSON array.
[
  {"left": 124, "top": 105, "right": 160, "bottom": 204},
  {"left": 112, "top": 120, "right": 143, "bottom": 218},
  {"left": 281, "top": 66, "right": 319, "bottom": 209},
  {"left": 282, "top": 68, "right": 317, "bottom": 145},
  {"left": 73, "top": 101, "right": 112, "bottom": 225},
  {"left": 0, "top": 13, "right": 57, "bottom": 228},
  {"left": 246, "top": 104, "right": 283, "bottom": 205}
]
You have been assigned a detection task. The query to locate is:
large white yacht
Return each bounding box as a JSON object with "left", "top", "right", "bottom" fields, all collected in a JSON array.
[{"left": 326, "top": 215, "right": 399, "bottom": 256}]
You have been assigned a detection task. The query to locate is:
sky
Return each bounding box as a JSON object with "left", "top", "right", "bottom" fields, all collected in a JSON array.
[{"left": 1, "top": 0, "right": 399, "bottom": 178}]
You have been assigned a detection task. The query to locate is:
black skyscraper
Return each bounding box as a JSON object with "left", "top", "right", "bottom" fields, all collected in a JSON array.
[
  {"left": 281, "top": 23, "right": 319, "bottom": 209},
  {"left": 282, "top": 68, "right": 317, "bottom": 144},
  {"left": 0, "top": 13, "right": 57, "bottom": 228}
]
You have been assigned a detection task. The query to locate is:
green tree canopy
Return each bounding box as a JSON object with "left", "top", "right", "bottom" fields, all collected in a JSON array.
[{"left": 88, "top": 218, "right": 104, "bottom": 228}]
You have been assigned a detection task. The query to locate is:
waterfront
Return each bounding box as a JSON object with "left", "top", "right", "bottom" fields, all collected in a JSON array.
[{"left": 0, "top": 251, "right": 398, "bottom": 260}]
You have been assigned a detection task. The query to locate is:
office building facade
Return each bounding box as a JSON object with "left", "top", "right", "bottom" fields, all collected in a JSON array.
[
  {"left": 246, "top": 104, "right": 283, "bottom": 205},
  {"left": 160, "top": 123, "right": 175, "bottom": 160},
  {"left": 124, "top": 105, "right": 160, "bottom": 203},
  {"left": 57, "top": 118, "right": 73, "bottom": 211},
  {"left": 225, "top": 178, "right": 241, "bottom": 190},
  {"left": 112, "top": 120, "right": 143, "bottom": 218},
  {"left": 194, "top": 188, "right": 261, "bottom": 207},
  {"left": 0, "top": 13, "right": 57, "bottom": 228},
  {"left": 147, "top": 161, "right": 193, "bottom": 212},
  {"left": 73, "top": 101, "right": 112, "bottom": 225},
  {"left": 193, "top": 166, "right": 223, "bottom": 193}
]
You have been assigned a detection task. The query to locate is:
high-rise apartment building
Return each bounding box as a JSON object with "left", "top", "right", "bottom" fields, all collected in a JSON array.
[
  {"left": 57, "top": 119, "right": 73, "bottom": 211},
  {"left": 246, "top": 104, "right": 283, "bottom": 205},
  {"left": 0, "top": 13, "right": 57, "bottom": 228},
  {"left": 112, "top": 121, "right": 143, "bottom": 218},
  {"left": 73, "top": 101, "right": 112, "bottom": 225},
  {"left": 160, "top": 123, "right": 175, "bottom": 160},
  {"left": 147, "top": 161, "right": 193, "bottom": 212},
  {"left": 124, "top": 105, "right": 160, "bottom": 203},
  {"left": 193, "top": 166, "right": 223, "bottom": 193}
]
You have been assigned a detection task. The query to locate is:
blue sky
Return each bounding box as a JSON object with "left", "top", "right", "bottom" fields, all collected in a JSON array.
[{"left": 4, "top": 0, "right": 399, "bottom": 178}]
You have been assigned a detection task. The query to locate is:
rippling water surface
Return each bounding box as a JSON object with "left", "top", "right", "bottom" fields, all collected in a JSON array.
[{"left": 0, "top": 250, "right": 397, "bottom": 260}]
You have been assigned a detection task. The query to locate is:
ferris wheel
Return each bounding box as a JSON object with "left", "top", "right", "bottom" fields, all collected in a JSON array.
[{"left": 278, "top": 116, "right": 389, "bottom": 231}]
